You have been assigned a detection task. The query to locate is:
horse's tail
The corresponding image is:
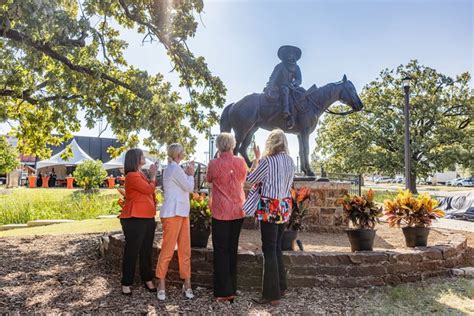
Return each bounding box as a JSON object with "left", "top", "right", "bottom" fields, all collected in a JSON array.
[{"left": 219, "top": 104, "right": 233, "bottom": 133}]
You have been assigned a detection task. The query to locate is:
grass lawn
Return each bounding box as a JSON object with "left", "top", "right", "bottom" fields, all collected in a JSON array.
[
  {"left": 0, "top": 188, "right": 121, "bottom": 225},
  {"left": 360, "top": 278, "right": 474, "bottom": 314},
  {"left": 0, "top": 218, "right": 122, "bottom": 237}
]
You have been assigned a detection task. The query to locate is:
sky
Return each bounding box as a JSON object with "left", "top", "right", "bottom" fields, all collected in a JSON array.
[{"left": 2, "top": 0, "right": 473, "bottom": 164}]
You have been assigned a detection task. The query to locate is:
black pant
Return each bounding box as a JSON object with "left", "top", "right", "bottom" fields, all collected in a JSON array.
[
  {"left": 260, "top": 221, "right": 287, "bottom": 300},
  {"left": 212, "top": 217, "right": 244, "bottom": 297},
  {"left": 120, "top": 218, "right": 156, "bottom": 286}
]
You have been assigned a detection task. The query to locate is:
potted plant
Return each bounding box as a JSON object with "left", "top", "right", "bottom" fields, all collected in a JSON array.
[
  {"left": 384, "top": 190, "right": 445, "bottom": 247},
  {"left": 283, "top": 186, "right": 311, "bottom": 251},
  {"left": 337, "top": 189, "right": 383, "bottom": 251},
  {"left": 189, "top": 192, "right": 212, "bottom": 248}
]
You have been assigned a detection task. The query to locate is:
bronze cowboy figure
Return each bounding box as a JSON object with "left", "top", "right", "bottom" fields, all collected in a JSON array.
[{"left": 264, "top": 45, "right": 303, "bottom": 129}]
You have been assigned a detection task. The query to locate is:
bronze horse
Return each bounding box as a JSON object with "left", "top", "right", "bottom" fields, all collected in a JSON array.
[{"left": 219, "top": 75, "right": 363, "bottom": 176}]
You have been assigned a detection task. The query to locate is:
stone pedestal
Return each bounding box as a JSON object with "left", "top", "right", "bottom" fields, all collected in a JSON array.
[{"left": 294, "top": 181, "right": 350, "bottom": 232}]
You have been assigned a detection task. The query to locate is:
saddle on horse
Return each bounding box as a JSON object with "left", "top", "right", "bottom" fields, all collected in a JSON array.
[{"left": 262, "top": 85, "right": 307, "bottom": 127}]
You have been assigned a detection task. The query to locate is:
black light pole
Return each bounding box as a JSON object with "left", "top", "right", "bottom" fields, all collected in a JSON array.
[{"left": 402, "top": 76, "right": 413, "bottom": 192}]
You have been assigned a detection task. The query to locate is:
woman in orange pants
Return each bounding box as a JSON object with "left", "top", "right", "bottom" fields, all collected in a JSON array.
[{"left": 156, "top": 143, "right": 195, "bottom": 300}]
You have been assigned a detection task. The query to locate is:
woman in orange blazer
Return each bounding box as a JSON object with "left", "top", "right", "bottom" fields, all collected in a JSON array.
[{"left": 119, "top": 148, "right": 158, "bottom": 295}]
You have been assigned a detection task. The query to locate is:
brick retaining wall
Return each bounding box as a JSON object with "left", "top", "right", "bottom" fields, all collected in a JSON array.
[{"left": 100, "top": 230, "right": 467, "bottom": 288}]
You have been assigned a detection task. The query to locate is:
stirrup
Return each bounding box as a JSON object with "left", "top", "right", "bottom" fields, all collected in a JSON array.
[{"left": 286, "top": 117, "right": 294, "bottom": 129}]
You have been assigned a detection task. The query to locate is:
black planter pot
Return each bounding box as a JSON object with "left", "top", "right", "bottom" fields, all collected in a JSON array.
[
  {"left": 190, "top": 228, "right": 211, "bottom": 248},
  {"left": 402, "top": 227, "right": 430, "bottom": 247},
  {"left": 345, "top": 229, "right": 376, "bottom": 252},
  {"left": 282, "top": 230, "right": 298, "bottom": 251}
]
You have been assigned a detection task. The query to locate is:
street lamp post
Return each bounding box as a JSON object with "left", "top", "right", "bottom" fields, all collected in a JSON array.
[{"left": 402, "top": 76, "right": 413, "bottom": 193}]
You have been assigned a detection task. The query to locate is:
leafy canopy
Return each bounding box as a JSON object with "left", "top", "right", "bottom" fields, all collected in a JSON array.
[
  {"left": 0, "top": 0, "right": 226, "bottom": 158},
  {"left": 314, "top": 60, "right": 472, "bottom": 190}
]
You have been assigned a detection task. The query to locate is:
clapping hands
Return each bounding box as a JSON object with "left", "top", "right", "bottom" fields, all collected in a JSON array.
[
  {"left": 185, "top": 160, "right": 195, "bottom": 176},
  {"left": 149, "top": 161, "right": 159, "bottom": 179}
]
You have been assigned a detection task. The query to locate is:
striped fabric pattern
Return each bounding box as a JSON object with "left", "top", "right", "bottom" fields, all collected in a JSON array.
[
  {"left": 247, "top": 153, "right": 295, "bottom": 199},
  {"left": 243, "top": 153, "right": 295, "bottom": 217}
]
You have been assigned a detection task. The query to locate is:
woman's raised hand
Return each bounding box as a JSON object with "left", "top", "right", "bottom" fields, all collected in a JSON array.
[
  {"left": 149, "top": 162, "right": 158, "bottom": 179},
  {"left": 253, "top": 143, "right": 261, "bottom": 161},
  {"left": 185, "top": 161, "right": 195, "bottom": 176}
]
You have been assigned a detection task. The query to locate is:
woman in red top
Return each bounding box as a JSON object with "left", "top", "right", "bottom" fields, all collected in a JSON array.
[
  {"left": 206, "top": 133, "right": 247, "bottom": 303},
  {"left": 119, "top": 148, "right": 158, "bottom": 295}
]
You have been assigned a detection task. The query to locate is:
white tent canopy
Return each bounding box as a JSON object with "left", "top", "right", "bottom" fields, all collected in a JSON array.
[
  {"left": 103, "top": 151, "right": 157, "bottom": 170},
  {"left": 36, "top": 139, "right": 94, "bottom": 169}
]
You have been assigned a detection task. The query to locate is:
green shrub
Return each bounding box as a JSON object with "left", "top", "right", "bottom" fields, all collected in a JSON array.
[
  {"left": 0, "top": 136, "right": 19, "bottom": 174},
  {"left": 73, "top": 160, "right": 107, "bottom": 191}
]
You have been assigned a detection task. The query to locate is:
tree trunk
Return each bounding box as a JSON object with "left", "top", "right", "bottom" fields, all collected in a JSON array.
[{"left": 410, "top": 171, "right": 418, "bottom": 194}]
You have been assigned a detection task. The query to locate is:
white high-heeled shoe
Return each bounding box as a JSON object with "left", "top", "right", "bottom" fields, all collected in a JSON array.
[
  {"left": 182, "top": 285, "right": 194, "bottom": 299},
  {"left": 157, "top": 289, "right": 166, "bottom": 301}
]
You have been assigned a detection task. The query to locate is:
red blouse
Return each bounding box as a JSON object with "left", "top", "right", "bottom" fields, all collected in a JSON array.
[
  {"left": 206, "top": 152, "right": 247, "bottom": 221},
  {"left": 119, "top": 171, "right": 156, "bottom": 219}
]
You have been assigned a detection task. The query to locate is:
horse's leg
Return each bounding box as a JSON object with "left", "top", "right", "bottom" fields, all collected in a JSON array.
[
  {"left": 302, "top": 131, "right": 315, "bottom": 176},
  {"left": 233, "top": 130, "right": 244, "bottom": 156},
  {"left": 297, "top": 134, "right": 305, "bottom": 174},
  {"left": 238, "top": 128, "right": 257, "bottom": 166}
]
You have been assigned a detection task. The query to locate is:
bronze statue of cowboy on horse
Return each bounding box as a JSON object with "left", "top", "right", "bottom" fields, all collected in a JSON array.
[{"left": 264, "top": 45, "right": 305, "bottom": 129}]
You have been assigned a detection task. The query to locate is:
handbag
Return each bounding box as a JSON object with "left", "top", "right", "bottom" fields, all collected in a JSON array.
[{"left": 243, "top": 183, "right": 262, "bottom": 216}]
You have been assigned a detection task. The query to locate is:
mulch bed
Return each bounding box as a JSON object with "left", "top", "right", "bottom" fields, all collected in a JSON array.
[
  {"left": 1, "top": 228, "right": 472, "bottom": 314},
  {"left": 0, "top": 234, "right": 366, "bottom": 314}
]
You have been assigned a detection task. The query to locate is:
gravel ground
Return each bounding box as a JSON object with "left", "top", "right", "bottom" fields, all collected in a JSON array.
[
  {"left": 0, "top": 234, "right": 367, "bottom": 314},
  {"left": 1, "top": 232, "right": 473, "bottom": 314}
]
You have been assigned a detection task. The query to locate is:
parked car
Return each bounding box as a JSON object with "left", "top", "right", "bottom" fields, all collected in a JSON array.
[
  {"left": 446, "top": 178, "right": 464, "bottom": 186},
  {"left": 392, "top": 176, "right": 404, "bottom": 184},
  {"left": 427, "top": 171, "right": 458, "bottom": 185},
  {"left": 456, "top": 178, "right": 474, "bottom": 187},
  {"left": 375, "top": 176, "right": 393, "bottom": 184}
]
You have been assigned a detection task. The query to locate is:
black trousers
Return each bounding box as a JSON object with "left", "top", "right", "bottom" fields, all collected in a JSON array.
[
  {"left": 120, "top": 218, "right": 156, "bottom": 286},
  {"left": 260, "top": 221, "right": 287, "bottom": 300},
  {"left": 212, "top": 217, "right": 244, "bottom": 297}
]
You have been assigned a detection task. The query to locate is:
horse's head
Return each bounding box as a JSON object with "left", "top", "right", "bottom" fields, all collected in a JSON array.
[{"left": 338, "top": 75, "right": 364, "bottom": 112}]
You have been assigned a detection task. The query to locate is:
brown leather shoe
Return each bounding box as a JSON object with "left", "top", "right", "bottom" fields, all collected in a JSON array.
[
  {"left": 216, "top": 296, "right": 235, "bottom": 303},
  {"left": 252, "top": 298, "right": 280, "bottom": 306}
]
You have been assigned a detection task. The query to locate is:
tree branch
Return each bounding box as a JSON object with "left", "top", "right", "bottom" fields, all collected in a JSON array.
[
  {"left": 0, "top": 88, "right": 82, "bottom": 104},
  {"left": 1, "top": 27, "right": 152, "bottom": 101}
]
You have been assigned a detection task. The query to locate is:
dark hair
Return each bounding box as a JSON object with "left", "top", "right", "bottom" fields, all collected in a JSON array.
[{"left": 124, "top": 148, "right": 144, "bottom": 175}]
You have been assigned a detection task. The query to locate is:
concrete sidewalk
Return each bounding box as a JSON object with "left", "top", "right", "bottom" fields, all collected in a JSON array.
[{"left": 433, "top": 218, "right": 474, "bottom": 233}]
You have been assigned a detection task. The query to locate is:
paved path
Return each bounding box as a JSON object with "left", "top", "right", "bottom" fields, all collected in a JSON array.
[{"left": 433, "top": 218, "right": 474, "bottom": 233}]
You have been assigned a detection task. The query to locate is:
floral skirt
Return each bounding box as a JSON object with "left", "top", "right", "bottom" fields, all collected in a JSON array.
[{"left": 256, "top": 196, "right": 292, "bottom": 224}]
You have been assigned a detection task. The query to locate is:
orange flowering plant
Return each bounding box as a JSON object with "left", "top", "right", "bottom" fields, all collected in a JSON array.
[
  {"left": 336, "top": 189, "right": 383, "bottom": 229},
  {"left": 189, "top": 192, "right": 212, "bottom": 231},
  {"left": 384, "top": 190, "right": 445, "bottom": 228},
  {"left": 288, "top": 186, "right": 312, "bottom": 231}
]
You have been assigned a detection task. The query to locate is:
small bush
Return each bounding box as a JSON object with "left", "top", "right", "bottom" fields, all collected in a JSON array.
[{"left": 73, "top": 160, "right": 107, "bottom": 191}]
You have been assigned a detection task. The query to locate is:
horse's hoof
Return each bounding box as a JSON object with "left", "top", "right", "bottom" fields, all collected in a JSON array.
[{"left": 306, "top": 171, "right": 315, "bottom": 177}]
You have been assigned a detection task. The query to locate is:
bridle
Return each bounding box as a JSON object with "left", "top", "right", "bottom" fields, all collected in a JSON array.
[
  {"left": 303, "top": 83, "right": 357, "bottom": 116},
  {"left": 324, "top": 108, "right": 355, "bottom": 115}
]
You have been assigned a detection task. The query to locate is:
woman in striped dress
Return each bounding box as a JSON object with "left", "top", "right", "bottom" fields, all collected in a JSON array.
[{"left": 244, "top": 129, "right": 295, "bottom": 306}]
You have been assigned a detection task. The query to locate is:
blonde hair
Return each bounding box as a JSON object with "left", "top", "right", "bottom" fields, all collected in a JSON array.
[
  {"left": 167, "top": 143, "right": 184, "bottom": 162},
  {"left": 264, "top": 129, "right": 289, "bottom": 156},
  {"left": 216, "top": 133, "right": 236, "bottom": 153}
]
